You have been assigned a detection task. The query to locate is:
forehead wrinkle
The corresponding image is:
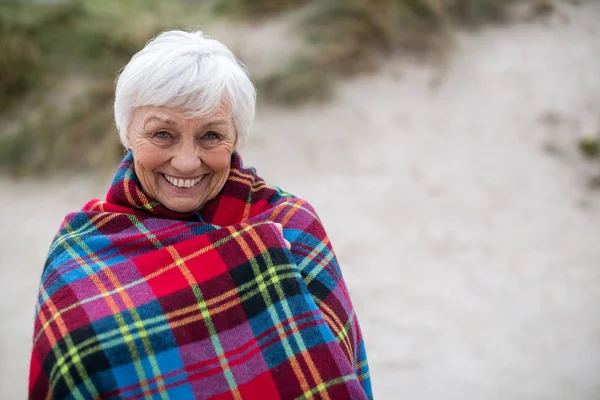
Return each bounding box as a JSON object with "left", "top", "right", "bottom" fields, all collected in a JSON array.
[
  {"left": 143, "top": 115, "right": 177, "bottom": 129},
  {"left": 202, "top": 119, "right": 229, "bottom": 129}
]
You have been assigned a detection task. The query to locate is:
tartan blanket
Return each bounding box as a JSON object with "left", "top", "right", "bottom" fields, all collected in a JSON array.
[{"left": 29, "top": 152, "right": 373, "bottom": 399}]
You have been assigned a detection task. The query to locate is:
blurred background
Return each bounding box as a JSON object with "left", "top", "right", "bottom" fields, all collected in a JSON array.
[{"left": 2, "top": 0, "right": 600, "bottom": 399}]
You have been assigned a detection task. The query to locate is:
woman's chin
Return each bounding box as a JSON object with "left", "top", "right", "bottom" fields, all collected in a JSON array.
[
  {"left": 158, "top": 189, "right": 204, "bottom": 213},
  {"left": 162, "top": 198, "right": 201, "bottom": 213}
]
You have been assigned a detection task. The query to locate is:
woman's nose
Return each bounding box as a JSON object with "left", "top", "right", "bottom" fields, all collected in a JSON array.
[{"left": 171, "top": 146, "right": 201, "bottom": 173}]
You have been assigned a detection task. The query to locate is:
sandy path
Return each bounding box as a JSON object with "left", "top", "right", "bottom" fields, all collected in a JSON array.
[{"left": 2, "top": 2, "right": 600, "bottom": 399}]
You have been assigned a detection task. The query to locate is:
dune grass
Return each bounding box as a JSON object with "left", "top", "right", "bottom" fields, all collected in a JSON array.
[
  {"left": 0, "top": 0, "right": 214, "bottom": 175},
  {"left": 0, "top": 0, "right": 521, "bottom": 174},
  {"left": 248, "top": 0, "right": 517, "bottom": 105},
  {"left": 211, "top": 0, "right": 308, "bottom": 18}
]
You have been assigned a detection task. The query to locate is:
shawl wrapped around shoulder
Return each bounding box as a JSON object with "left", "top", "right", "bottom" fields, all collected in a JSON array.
[{"left": 29, "top": 152, "right": 372, "bottom": 400}]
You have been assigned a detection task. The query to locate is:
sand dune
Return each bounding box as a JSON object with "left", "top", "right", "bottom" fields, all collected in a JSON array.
[{"left": 2, "top": 2, "right": 600, "bottom": 399}]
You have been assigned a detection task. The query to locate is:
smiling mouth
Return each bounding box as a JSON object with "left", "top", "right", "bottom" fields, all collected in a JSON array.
[{"left": 162, "top": 173, "right": 205, "bottom": 188}]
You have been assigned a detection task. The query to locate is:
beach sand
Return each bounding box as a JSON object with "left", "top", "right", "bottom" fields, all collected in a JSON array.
[{"left": 2, "top": 2, "right": 600, "bottom": 398}]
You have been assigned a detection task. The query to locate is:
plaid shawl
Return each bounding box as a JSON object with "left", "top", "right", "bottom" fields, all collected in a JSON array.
[{"left": 29, "top": 152, "right": 372, "bottom": 400}]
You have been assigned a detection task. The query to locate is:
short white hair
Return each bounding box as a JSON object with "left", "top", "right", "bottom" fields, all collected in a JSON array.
[{"left": 114, "top": 30, "right": 256, "bottom": 148}]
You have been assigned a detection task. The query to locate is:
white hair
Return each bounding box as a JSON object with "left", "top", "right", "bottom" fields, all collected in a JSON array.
[{"left": 114, "top": 30, "right": 256, "bottom": 148}]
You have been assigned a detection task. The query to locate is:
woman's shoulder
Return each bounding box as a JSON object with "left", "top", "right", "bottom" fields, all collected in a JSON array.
[
  {"left": 269, "top": 186, "right": 319, "bottom": 214},
  {"left": 46, "top": 198, "right": 143, "bottom": 259},
  {"left": 260, "top": 186, "right": 328, "bottom": 235}
]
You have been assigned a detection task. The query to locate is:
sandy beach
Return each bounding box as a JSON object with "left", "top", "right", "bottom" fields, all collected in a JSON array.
[{"left": 2, "top": 2, "right": 600, "bottom": 399}]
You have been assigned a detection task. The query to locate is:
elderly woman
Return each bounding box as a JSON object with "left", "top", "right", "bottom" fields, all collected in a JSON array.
[{"left": 29, "top": 30, "right": 372, "bottom": 400}]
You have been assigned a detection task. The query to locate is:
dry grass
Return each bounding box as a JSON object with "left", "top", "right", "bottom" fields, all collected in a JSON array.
[
  {"left": 250, "top": 0, "right": 518, "bottom": 105},
  {"left": 0, "top": 0, "right": 524, "bottom": 174},
  {"left": 0, "top": 79, "right": 124, "bottom": 176},
  {"left": 0, "top": 0, "right": 212, "bottom": 175},
  {"left": 212, "top": 0, "right": 309, "bottom": 18}
]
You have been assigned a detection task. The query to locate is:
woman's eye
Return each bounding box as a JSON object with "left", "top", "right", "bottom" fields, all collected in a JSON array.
[
  {"left": 155, "top": 131, "right": 171, "bottom": 139},
  {"left": 203, "top": 131, "right": 220, "bottom": 140}
]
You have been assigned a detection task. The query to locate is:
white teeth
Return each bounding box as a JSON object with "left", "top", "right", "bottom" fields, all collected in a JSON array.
[{"left": 164, "top": 174, "right": 203, "bottom": 188}]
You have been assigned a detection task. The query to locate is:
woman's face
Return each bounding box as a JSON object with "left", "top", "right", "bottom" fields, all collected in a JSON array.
[{"left": 127, "top": 101, "right": 237, "bottom": 213}]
